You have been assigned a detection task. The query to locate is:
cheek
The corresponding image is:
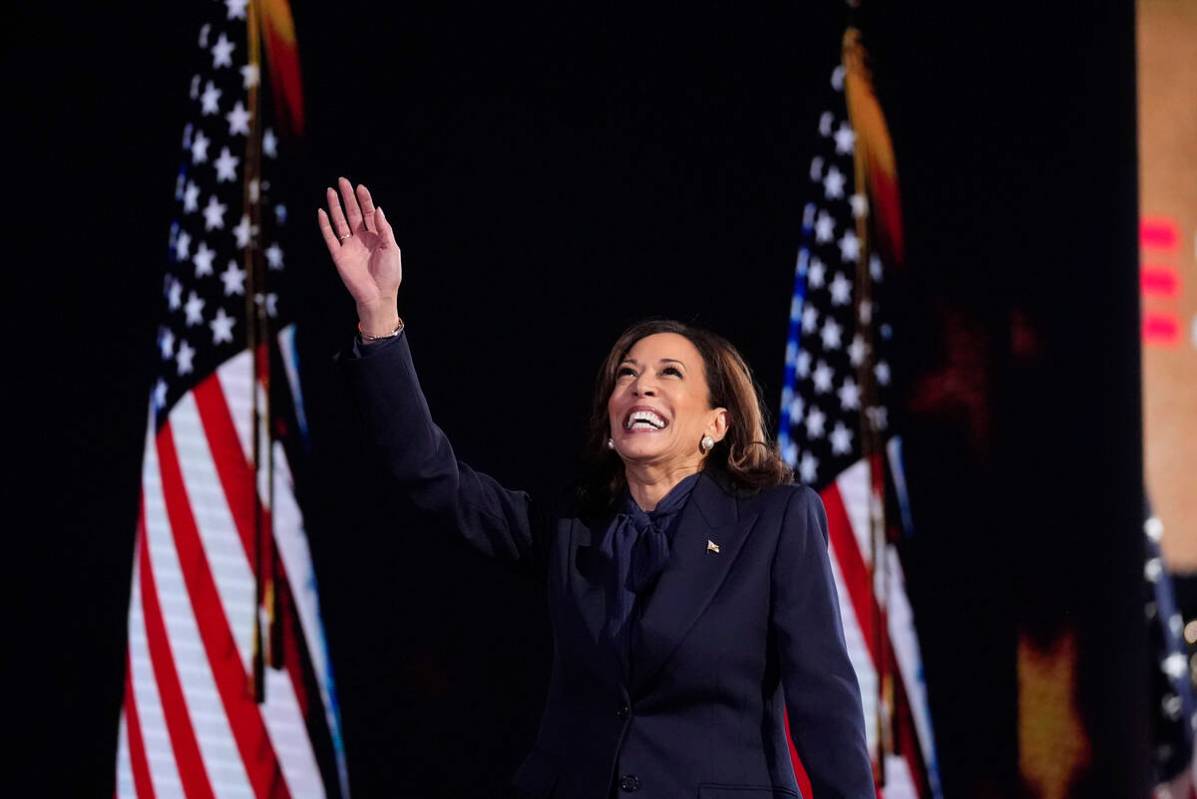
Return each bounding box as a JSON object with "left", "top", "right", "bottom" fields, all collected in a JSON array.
[
  {"left": 605, "top": 393, "right": 622, "bottom": 429},
  {"left": 670, "top": 395, "right": 707, "bottom": 438}
]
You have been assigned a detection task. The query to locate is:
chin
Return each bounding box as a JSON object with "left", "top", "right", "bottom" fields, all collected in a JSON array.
[{"left": 616, "top": 436, "right": 670, "bottom": 460}]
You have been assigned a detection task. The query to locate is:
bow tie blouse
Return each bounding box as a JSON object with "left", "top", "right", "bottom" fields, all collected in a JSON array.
[{"left": 597, "top": 472, "right": 701, "bottom": 678}]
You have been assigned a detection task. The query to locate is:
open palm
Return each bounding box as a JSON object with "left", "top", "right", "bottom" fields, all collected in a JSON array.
[{"left": 317, "top": 177, "right": 402, "bottom": 315}]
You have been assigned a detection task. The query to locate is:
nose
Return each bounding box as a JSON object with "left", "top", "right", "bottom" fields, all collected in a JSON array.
[{"left": 632, "top": 374, "right": 657, "bottom": 397}]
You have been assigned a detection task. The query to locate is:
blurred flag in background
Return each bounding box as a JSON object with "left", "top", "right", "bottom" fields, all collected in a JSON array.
[
  {"left": 778, "top": 23, "right": 941, "bottom": 799},
  {"left": 115, "top": 0, "right": 347, "bottom": 795}
]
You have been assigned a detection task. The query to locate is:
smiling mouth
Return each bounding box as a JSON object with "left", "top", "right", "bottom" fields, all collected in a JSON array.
[{"left": 624, "top": 408, "right": 668, "bottom": 432}]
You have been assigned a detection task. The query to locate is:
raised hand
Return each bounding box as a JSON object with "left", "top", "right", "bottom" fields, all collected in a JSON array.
[{"left": 317, "top": 177, "right": 402, "bottom": 335}]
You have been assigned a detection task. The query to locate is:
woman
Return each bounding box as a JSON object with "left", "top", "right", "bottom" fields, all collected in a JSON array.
[{"left": 318, "top": 178, "right": 873, "bottom": 798}]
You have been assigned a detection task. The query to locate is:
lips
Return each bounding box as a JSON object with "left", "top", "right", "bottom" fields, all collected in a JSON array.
[{"left": 623, "top": 406, "right": 669, "bottom": 432}]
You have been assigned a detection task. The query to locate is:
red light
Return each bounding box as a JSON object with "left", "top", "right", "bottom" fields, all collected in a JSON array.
[
  {"left": 1141, "top": 267, "right": 1181, "bottom": 298},
  {"left": 1143, "top": 313, "right": 1180, "bottom": 345},
  {"left": 1141, "top": 217, "right": 1179, "bottom": 250}
]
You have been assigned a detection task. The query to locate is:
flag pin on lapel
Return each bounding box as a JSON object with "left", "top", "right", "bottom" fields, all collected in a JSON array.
[{"left": 706, "top": 539, "right": 720, "bottom": 554}]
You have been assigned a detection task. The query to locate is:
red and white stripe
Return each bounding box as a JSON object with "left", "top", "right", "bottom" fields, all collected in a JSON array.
[
  {"left": 118, "top": 348, "right": 330, "bottom": 798},
  {"left": 820, "top": 456, "right": 937, "bottom": 793}
]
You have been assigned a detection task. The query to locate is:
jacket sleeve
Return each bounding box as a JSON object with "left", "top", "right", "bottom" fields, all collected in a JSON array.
[
  {"left": 771, "top": 485, "right": 874, "bottom": 798},
  {"left": 338, "top": 331, "right": 549, "bottom": 573}
]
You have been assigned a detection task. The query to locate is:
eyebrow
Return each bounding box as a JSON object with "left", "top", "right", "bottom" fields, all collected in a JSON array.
[{"left": 619, "top": 357, "right": 687, "bottom": 368}]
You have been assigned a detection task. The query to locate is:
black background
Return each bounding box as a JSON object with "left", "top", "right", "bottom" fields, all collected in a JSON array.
[{"left": 7, "top": 1, "right": 1149, "bottom": 796}]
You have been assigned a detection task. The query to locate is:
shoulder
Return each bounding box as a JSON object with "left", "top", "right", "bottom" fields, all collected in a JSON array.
[
  {"left": 541, "top": 482, "right": 585, "bottom": 521},
  {"left": 738, "top": 482, "right": 830, "bottom": 561},
  {"left": 736, "top": 479, "right": 819, "bottom": 517}
]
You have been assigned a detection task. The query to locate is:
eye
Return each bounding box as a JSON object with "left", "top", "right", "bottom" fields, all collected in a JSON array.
[
  {"left": 662, "top": 366, "right": 683, "bottom": 377},
  {"left": 616, "top": 365, "right": 637, "bottom": 378}
]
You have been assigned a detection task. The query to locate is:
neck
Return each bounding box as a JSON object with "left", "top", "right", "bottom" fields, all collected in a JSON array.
[{"left": 624, "top": 460, "right": 702, "bottom": 511}]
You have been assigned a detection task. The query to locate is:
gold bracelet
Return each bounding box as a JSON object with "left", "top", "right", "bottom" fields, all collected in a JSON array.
[{"left": 358, "top": 317, "right": 405, "bottom": 342}]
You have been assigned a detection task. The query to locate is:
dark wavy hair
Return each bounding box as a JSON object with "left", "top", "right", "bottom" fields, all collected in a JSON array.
[{"left": 578, "top": 319, "right": 792, "bottom": 512}]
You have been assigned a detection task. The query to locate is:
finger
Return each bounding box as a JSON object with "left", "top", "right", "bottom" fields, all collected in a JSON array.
[
  {"left": 376, "top": 206, "right": 398, "bottom": 248},
  {"left": 338, "top": 176, "right": 364, "bottom": 232},
  {"left": 356, "top": 184, "right": 377, "bottom": 233},
  {"left": 326, "top": 187, "right": 351, "bottom": 238},
  {"left": 316, "top": 209, "right": 341, "bottom": 256}
]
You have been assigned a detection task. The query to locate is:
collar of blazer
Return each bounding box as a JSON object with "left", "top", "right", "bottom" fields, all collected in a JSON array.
[{"left": 568, "top": 470, "right": 761, "bottom": 695}]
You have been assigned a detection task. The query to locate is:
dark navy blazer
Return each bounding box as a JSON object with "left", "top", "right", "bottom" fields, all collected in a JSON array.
[{"left": 342, "top": 332, "right": 873, "bottom": 799}]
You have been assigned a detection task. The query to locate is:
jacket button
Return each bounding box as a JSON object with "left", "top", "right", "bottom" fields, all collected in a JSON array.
[
  {"left": 616, "top": 704, "right": 630, "bottom": 720},
  {"left": 618, "top": 774, "right": 641, "bottom": 792}
]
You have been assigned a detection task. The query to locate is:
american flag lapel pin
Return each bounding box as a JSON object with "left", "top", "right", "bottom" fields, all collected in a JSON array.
[{"left": 706, "top": 539, "right": 720, "bottom": 554}]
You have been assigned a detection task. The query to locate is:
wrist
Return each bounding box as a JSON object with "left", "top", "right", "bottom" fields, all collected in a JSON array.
[
  {"left": 357, "top": 316, "right": 404, "bottom": 342},
  {"left": 356, "top": 302, "right": 399, "bottom": 338}
]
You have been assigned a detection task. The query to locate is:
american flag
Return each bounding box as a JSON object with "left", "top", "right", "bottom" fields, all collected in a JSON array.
[
  {"left": 115, "top": 1, "right": 347, "bottom": 796},
  {"left": 777, "top": 26, "right": 941, "bottom": 799},
  {"left": 1144, "top": 507, "right": 1197, "bottom": 794}
]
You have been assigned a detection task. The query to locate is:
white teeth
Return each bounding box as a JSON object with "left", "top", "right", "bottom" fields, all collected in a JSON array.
[{"left": 625, "top": 409, "right": 667, "bottom": 430}]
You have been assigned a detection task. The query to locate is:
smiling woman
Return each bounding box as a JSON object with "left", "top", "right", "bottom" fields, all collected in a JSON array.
[
  {"left": 583, "top": 319, "right": 793, "bottom": 516},
  {"left": 321, "top": 179, "right": 874, "bottom": 798}
]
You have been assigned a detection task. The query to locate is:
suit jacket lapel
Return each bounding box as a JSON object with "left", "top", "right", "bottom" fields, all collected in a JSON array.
[
  {"left": 631, "top": 472, "right": 756, "bottom": 695},
  {"left": 564, "top": 516, "right": 623, "bottom": 688}
]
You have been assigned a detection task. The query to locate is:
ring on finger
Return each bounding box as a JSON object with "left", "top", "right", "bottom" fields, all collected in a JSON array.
[{"left": 339, "top": 233, "right": 351, "bottom": 240}]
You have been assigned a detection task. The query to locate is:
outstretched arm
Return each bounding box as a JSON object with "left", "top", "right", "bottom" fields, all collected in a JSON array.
[{"left": 322, "top": 180, "right": 548, "bottom": 571}]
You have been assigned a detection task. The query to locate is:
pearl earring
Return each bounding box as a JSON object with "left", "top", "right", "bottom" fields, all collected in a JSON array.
[
  {"left": 607, "top": 437, "right": 616, "bottom": 450},
  {"left": 700, "top": 434, "right": 714, "bottom": 453}
]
